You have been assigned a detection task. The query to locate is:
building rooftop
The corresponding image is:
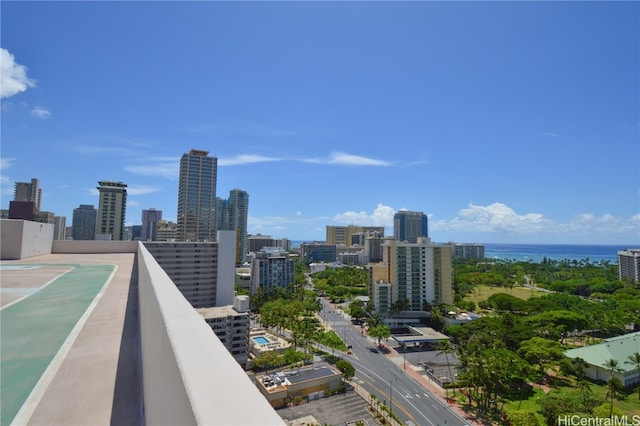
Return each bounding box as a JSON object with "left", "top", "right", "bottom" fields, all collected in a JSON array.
[
  {"left": 196, "top": 304, "right": 245, "bottom": 319},
  {"left": 391, "top": 326, "right": 450, "bottom": 345},
  {"left": 0, "top": 219, "right": 285, "bottom": 426},
  {"left": 1, "top": 253, "right": 141, "bottom": 426},
  {"left": 565, "top": 331, "right": 640, "bottom": 372},
  {"left": 257, "top": 363, "right": 340, "bottom": 392}
]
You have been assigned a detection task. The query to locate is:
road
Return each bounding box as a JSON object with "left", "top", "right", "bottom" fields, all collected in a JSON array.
[{"left": 318, "top": 297, "right": 468, "bottom": 426}]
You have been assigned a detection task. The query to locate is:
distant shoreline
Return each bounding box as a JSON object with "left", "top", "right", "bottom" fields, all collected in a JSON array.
[{"left": 290, "top": 241, "right": 640, "bottom": 264}]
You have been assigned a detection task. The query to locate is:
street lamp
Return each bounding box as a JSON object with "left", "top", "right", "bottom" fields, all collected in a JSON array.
[{"left": 389, "top": 374, "right": 397, "bottom": 415}]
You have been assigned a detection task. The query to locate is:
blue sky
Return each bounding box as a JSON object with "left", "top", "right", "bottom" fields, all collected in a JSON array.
[{"left": 1, "top": 1, "right": 638, "bottom": 244}]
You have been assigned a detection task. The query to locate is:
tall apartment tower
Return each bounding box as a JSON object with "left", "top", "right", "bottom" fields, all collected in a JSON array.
[
  {"left": 96, "top": 181, "right": 127, "bottom": 241},
  {"left": 618, "top": 249, "right": 640, "bottom": 283},
  {"left": 72, "top": 204, "right": 98, "bottom": 240},
  {"left": 141, "top": 208, "right": 163, "bottom": 241},
  {"left": 14, "top": 178, "right": 42, "bottom": 211},
  {"left": 382, "top": 237, "right": 453, "bottom": 310},
  {"left": 227, "top": 189, "right": 249, "bottom": 263},
  {"left": 177, "top": 149, "right": 217, "bottom": 242},
  {"left": 394, "top": 210, "right": 428, "bottom": 243}
]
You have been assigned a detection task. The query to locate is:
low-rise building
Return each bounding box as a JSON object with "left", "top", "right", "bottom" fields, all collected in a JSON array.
[
  {"left": 196, "top": 301, "right": 250, "bottom": 367},
  {"left": 255, "top": 363, "right": 342, "bottom": 408},
  {"left": 565, "top": 331, "right": 640, "bottom": 387}
]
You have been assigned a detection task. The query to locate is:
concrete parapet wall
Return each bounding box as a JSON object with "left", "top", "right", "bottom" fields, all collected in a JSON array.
[
  {"left": 1, "top": 219, "right": 53, "bottom": 260},
  {"left": 137, "top": 243, "right": 284, "bottom": 426},
  {"left": 52, "top": 240, "right": 138, "bottom": 254}
]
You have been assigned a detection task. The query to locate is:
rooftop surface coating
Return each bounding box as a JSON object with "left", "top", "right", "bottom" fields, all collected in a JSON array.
[{"left": 0, "top": 253, "right": 140, "bottom": 426}]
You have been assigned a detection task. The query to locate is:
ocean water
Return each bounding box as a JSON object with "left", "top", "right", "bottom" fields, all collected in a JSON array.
[
  {"left": 484, "top": 243, "right": 640, "bottom": 263},
  {"left": 291, "top": 241, "right": 640, "bottom": 264}
]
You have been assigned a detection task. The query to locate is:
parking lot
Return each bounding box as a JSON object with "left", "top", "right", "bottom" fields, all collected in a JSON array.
[
  {"left": 389, "top": 343, "right": 460, "bottom": 385},
  {"left": 277, "top": 390, "right": 379, "bottom": 425}
]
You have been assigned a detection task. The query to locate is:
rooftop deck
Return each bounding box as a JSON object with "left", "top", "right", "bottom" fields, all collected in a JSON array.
[
  {"left": 0, "top": 223, "right": 285, "bottom": 426},
  {"left": 1, "top": 253, "right": 141, "bottom": 426}
]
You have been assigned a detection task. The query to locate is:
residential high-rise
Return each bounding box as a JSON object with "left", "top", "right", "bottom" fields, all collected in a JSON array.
[
  {"left": 394, "top": 210, "right": 428, "bottom": 243},
  {"left": 382, "top": 237, "right": 453, "bottom": 310},
  {"left": 14, "top": 178, "right": 42, "bottom": 211},
  {"left": 249, "top": 247, "right": 295, "bottom": 295},
  {"left": 177, "top": 149, "right": 217, "bottom": 242},
  {"left": 618, "top": 249, "right": 640, "bottom": 283},
  {"left": 224, "top": 189, "right": 249, "bottom": 263},
  {"left": 143, "top": 230, "right": 236, "bottom": 308},
  {"left": 53, "top": 216, "right": 66, "bottom": 240},
  {"left": 96, "top": 181, "right": 127, "bottom": 241},
  {"left": 448, "top": 242, "right": 485, "bottom": 259},
  {"left": 72, "top": 204, "right": 98, "bottom": 240},
  {"left": 141, "top": 208, "right": 162, "bottom": 241}
]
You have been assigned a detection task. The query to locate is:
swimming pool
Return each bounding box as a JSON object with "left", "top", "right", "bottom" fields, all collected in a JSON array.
[{"left": 253, "top": 336, "right": 270, "bottom": 345}]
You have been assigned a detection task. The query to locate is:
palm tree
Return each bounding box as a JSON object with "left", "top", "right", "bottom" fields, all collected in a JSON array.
[
  {"left": 437, "top": 340, "right": 455, "bottom": 399},
  {"left": 576, "top": 379, "right": 594, "bottom": 413},
  {"left": 603, "top": 358, "right": 622, "bottom": 417},
  {"left": 625, "top": 352, "right": 640, "bottom": 400}
]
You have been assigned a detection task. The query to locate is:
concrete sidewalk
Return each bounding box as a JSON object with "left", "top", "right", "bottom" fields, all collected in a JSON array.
[{"left": 381, "top": 343, "right": 489, "bottom": 426}]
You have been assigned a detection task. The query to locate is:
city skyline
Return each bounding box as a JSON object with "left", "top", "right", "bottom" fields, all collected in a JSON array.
[{"left": 1, "top": 2, "right": 638, "bottom": 244}]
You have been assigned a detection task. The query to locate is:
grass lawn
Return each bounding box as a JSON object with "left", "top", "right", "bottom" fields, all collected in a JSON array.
[
  {"left": 501, "top": 380, "right": 640, "bottom": 422},
  {"left": 503, "top": 387, "right": 546, "bottom": 423},
  {"left": 555, "top": 380, "right": 640, "bottom": 416},
  {"left": 464, "top": 284, "right": 546, "bottom": 304}
]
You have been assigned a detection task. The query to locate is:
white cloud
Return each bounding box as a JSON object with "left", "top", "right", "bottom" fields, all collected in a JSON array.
[
  {"left": 183, "top": 120, "right": 299, "bottom": 138},
  {"left": 70, "top": 144, "right": 139, "bottom": 157},
  {"left": 0, "top": 158, "right": 16, "bottom": 170},
  {"left": 305, "top": 152, "right": 392, "bottom": 166},
  {"left": 1, "top": 48, "right": 36, "bottom": 98},
  {"left": 126, "top": 185, "right": 161, "bottom": 196},
  {"left": 429, "top": 202, "right": 639, "bottom": 243},
  {"left": 543, "top": 132, "right": 560, "bottom": 137},
  {"left": 31, "top": 106, "right": 51, "bottom": 119},
  {"left": 218, "top": 154, "right": 281, "bottom": 166},
  {"left": 0, "top": 158, "right": 16, "bottom": 195},
  {"left": 433, "top": 202, "right": 552, "bottom": 233},
  {"left": 125, "top": 162, "right": 178, "bottom": 180},
  {"left": 332, "top": 203, "right": 396, "bottom": 227}
]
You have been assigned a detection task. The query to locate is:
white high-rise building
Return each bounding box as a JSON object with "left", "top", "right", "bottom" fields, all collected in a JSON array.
[
  {"left": 143, "top": 230, "right": 236, "bottom": 308},
  {"left": 618, "top": 249, "right": 640, "bottom": 283},
  {"left": 383, "top": 237, "right": 453, "bottom": 310}
]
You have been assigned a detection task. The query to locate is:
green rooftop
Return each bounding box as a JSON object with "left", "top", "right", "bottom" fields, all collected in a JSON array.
[{"left": 565, "top": 331, "right": 640, "bottom": 372}]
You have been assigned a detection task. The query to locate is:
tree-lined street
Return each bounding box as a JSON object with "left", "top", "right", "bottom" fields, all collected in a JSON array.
[{"left": 318, "top": 297, "right": 469, "bottom": 426}]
